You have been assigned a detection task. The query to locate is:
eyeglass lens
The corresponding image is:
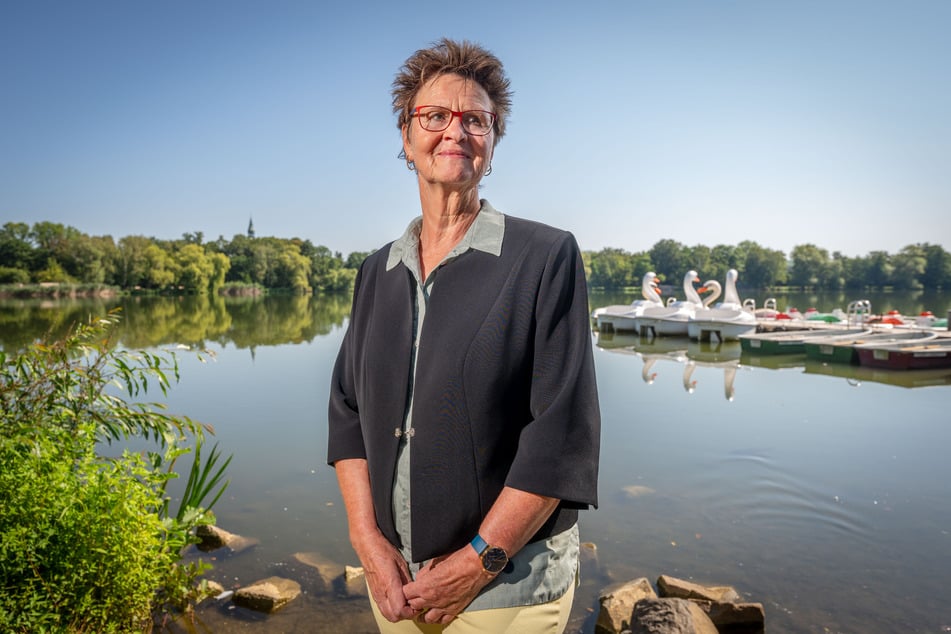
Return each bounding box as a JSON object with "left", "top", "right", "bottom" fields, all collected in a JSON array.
[{"left": 415, "top": 106, "right": 494, "bottom": 135}]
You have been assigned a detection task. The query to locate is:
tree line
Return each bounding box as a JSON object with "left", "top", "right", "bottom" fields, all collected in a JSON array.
[
  {"left": 0, "top": 221, "right": 371, "bottom": 294},
  {"left": 3, "top": 222, "right": 949, "bottom": 294},
  {"left": 583, "top": 239, "right": 951, "bottom": 291}
]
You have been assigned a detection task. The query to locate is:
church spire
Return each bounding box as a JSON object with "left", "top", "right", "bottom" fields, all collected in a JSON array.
[{"left": 248, "top": 216, "right": 255, "bottom": 238}]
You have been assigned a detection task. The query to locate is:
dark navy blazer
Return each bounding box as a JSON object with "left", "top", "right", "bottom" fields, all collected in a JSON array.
[{"left": 327, "top": 214, "right": 600, "bottom": 562}]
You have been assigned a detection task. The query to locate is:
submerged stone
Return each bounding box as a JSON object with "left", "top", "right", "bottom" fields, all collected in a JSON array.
[{"left": 232, "top": 576, "right": 300, "bottom": 613}]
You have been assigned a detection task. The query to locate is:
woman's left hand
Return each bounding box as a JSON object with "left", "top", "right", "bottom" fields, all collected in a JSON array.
[{"left": 402, "top": 546, "right": 489, "bottom": 625}]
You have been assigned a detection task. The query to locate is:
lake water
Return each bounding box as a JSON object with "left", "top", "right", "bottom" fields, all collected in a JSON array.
[{"left": 2, "top": 291, "right": 950, "bottom": 633}]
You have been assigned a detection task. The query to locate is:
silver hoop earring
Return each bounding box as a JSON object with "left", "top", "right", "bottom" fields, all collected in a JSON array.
[
  {"left": 484, "top": 163, "right": 492, "bottom": 176},
  {"left": 397, "top": 150, "right": 416, "bottom": 172}
]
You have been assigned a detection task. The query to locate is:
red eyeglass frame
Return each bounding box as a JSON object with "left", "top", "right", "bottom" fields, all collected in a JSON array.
[{"left": 411, "top": 105, "right": 497, "bottom": 134}]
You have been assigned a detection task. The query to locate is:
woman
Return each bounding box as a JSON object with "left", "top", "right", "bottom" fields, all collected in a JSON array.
[{"left": 328, "top": 38, "right": 600, "bottom": 633}]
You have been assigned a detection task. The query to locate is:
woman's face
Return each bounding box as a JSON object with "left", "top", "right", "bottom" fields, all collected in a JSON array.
[{"left": 402, "top": 73, "right": 495, "bottom": 193}]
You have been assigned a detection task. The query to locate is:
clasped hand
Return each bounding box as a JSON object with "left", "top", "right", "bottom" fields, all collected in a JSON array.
[
  {"left": 359, "top": 532, "right": 489, "bottom": 625},
  {"left": 403, "top": 548, "right": 489, "bottom": 625}
]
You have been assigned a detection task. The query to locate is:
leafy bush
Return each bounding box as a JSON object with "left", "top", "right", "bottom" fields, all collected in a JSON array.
[
  {"left": 0, "top": 310, "right": 230, "bottom": 632},
  {"left": 0, "top": 266, "right": 30, "bottom": 284}
]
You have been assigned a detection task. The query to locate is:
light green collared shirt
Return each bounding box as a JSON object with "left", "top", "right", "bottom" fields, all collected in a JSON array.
[{"left": 386, "top": 200, "right": 578, "bottom": 611}]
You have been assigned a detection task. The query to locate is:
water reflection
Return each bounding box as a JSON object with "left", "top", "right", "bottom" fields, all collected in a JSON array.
[
  {"left": 739, "top": 347, "right": 951, "bottom": 389},
  {"left": 0, "top": 294, "right": 352, "bottom": 352},
  {"left": 802, "top": 358, "right": 951, "bottom": 388},
  {"left": 595, "top": 326, "right": 951, "bottom": 398},
  {"left": 595, "top": 331, "right": 743, "bottom": 400},
  {"left": 3, "top": 294, "right": 951, "bottom": 632}
]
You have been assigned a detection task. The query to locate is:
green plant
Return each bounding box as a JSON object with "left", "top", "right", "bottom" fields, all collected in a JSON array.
[{"left": 0, "top": 309, "right": 231, "bottom": 632}]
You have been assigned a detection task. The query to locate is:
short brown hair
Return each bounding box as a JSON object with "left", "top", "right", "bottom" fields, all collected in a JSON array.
[{"left": 392, "top": 38, "right": 512, "bottom": 145}]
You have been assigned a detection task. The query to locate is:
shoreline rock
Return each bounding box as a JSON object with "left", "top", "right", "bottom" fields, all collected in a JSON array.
[
  {"left": 195, "top": 524, "right": 259, "bottom": 554},
  {"left": 596, "top": 575, "right": 764, "bottom": 634},
  {"left": 232, "top": 576, "right": 300, "bottom": 613}
]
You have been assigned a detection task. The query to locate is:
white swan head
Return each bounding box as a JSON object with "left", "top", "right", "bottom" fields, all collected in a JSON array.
[
  {"left": 683, "top": 270, "right": 703, "bottom": 305},
  {"left": 640, "top": 272, "right": 662, "bottom": 304},
  {"left": 700, "top": 280, "right": 722, "bottom": 308},
  {"left": 724, "top": 268, "right": 741, "bottom": 307}
]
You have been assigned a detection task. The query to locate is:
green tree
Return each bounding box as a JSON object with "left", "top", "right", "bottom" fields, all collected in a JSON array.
[
  {"left": 61, "top": 233, "right": 116, "bottom": 284},
  {"left": 34, "top": 257, "right": 75, "bottom": 283},
  {"left": 891, "top": 245, "right": 927, "bottom": 290},
  {"left": 587, "top": 247, "right": 637, "bottom": 288},
  {"left": 271, "top": 242, "right": 312, "bottom": 293},
  {"left": 0, "top": 266, "right": 30, "bottom": 284},
  {"left": 345, "top": 250, "right": 371, "bottom": 270},
  {"left": 308, "top": 244, "right": 344, "bottom": 292},
  {"left": 862, "top": 251, "right": 894, "bottom": 289},
  {"left": 144, "top": 243, "right": 178, "bottom": 289},
  {"left": 920, "top": 243, "right": 951, "bottom": 289},
  {"left": 208, "top": 250, "right": 230, "bottom": 293},
  {"left": 789, "top": 244, "right": 831, "bottom": 288},
  {"left": 30, "top": 221, "right": 80, "bottom": 277},
  {"left": 0, "top": 222, "right": 33, "bottom": 274},
  {"left": 705, "top": 244, "right": 740, "bottom": 285},
  {"left": 116, "top": 235, "right": 155, "bottom": 288},
  {"left": 174, "top": 243, "right": 215, "bottom": 293},
  {"left": 324, "top": 267, "right": 358, "bottom": 293},
  {"left": 649, "top": 239, "right": 688, "bottom": 284},
  {"left": 743, "top": 242, "right": 787, "bottom": 289},
  {"left": 685, "top": 244, "right": 713, "bottom": 280},
  {"left": 826, "top": 252, "right": 846, "bottom": 290},
  {"left": 216, "top": 234, "right": 256, "bottom": 285}
]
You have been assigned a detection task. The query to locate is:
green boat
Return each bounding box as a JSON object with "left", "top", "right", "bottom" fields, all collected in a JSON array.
[{"left": 804, "top": 330, "right": 938, "bottom": 364}]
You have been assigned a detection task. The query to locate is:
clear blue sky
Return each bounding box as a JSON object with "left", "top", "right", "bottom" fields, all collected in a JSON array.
[{"left": 2, "top": 0, "right": 948, "bottom": 258}]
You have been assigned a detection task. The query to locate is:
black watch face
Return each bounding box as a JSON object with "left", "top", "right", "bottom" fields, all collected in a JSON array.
[{"left": 482, "top": 547, "right": 508, "bottom": 573}]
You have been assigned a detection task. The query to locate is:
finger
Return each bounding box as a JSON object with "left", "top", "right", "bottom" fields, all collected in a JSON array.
[
  {"left": 402, "top": 582, "right": 420, "bottom": 602},
  {"left": 422, "top": 609, "right": 453, "bottom": 625},
  {"left": 387, "top": 594, "right": 410, "bottom": 618}
]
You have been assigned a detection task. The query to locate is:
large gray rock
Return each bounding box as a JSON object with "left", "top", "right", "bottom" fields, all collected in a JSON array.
[
  {"left": 596, "top": 577, "right": 657, "bottom": 634},
  {"left": 289, "top": 551, "right": 368, "bottom": 598},
  {"left": 232, "top": 576, "right": 300, "bottom": 613},
  {"left": 657, "top": 575, "right": 740, "bottom": 603},
  {"left": 694, "top": 600, "right": 765, "bottom": 630},
  {"left": 630, "top": 598, "right": 718, "bottom": 634},
  {"left": 195, "top": 524, "right": 259, "bottom": 553},
  {"left": 291, "top": 551, "right": 343, "bottom": 584}
]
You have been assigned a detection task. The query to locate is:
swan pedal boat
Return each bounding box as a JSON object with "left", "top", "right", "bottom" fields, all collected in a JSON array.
[
  {"left": 686, "top": 269, "right": 758, "bottom": 342},
  {"left": 632, "top": 270, "right": 706, "bottom": 337},
  {"left": 854, "top": 335, "right": 951, "bottom": 370},
  {"left": 803, "top": 329, "right": 938, "bottom": 364},
  {"left": 687, "top": 307, "right": 758, "bottom": 342},
  {"left": 592, "top": 272, "right": 663, "bottom": 332}
]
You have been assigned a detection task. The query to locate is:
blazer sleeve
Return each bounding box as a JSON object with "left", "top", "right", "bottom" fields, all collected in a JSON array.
[
  {"left": 327, "top": 263, "right": 368, "bottom": 465},
  {"left": 504, "top": 232, "right": 601, "bottom": 508}
]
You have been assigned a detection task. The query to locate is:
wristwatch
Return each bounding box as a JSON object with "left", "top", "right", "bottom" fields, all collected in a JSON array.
[{"left": 470, "top": 534, "right": 509, "bottom": 575}]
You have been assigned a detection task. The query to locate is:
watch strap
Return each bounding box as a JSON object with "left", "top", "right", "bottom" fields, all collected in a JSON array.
[{"left": 470, "top": 534, "right": 489, "bottom": 555}]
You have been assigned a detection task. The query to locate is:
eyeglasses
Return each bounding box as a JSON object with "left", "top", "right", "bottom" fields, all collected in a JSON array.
[{"left": 412, "top": 105, "right": 496, "bottom": 136}]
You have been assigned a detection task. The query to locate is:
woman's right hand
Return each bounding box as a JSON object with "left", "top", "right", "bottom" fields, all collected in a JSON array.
[
  {"left": 353, "top": 528, "right": 416, "bottom": 622},
  {"left": 334, "top": 458, "right": 415, "bottom": 622}
]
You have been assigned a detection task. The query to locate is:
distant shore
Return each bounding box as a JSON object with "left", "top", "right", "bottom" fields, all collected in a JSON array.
[
  {"left": 0, "top": 283, "right": 120, "bottom": 300},
  {"left": 0, "top": 282, "right": 272, "bottom": 300}
]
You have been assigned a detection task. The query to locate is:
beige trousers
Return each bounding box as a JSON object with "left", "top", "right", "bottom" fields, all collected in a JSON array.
[{"left": 369, "top": 582, "right": 575, "bottom": 634}]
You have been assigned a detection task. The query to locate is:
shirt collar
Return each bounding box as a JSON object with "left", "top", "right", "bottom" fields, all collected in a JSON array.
[{"left": 386, "top": 199, "right": 505, "bottom": 271}]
